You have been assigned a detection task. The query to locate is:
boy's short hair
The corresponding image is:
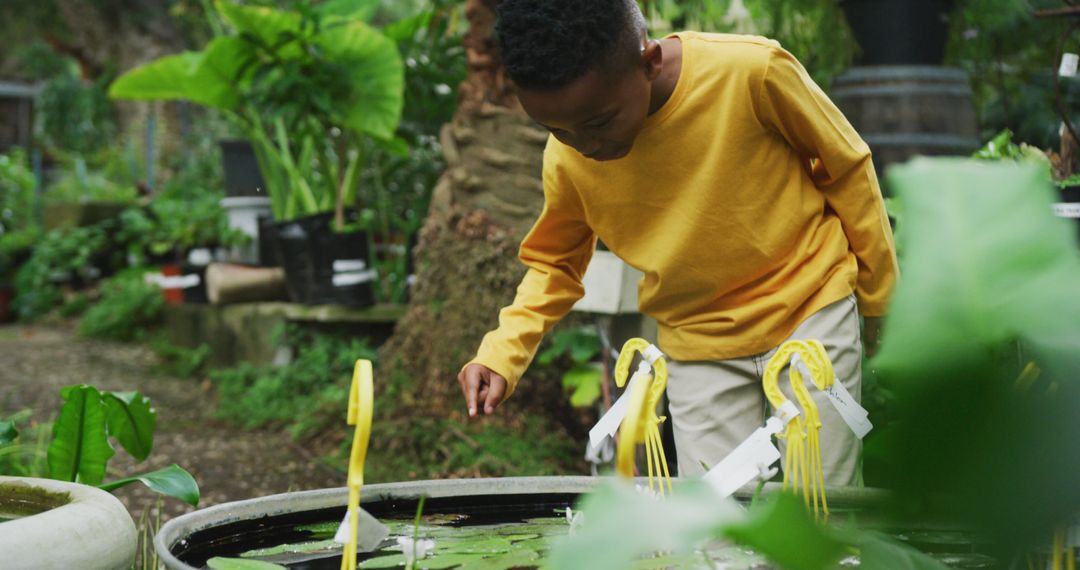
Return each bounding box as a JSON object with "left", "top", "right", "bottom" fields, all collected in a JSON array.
[{"left": 496, "top": 0, "right": 647, "bottom": 91}]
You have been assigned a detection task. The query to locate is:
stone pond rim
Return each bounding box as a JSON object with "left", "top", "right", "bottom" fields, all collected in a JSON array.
[
  {"left": 154, "top": 476, "right": 893, "bottom": 570},
  {"left": 0, "top": 476, "right": 138, "bottom": 570}
]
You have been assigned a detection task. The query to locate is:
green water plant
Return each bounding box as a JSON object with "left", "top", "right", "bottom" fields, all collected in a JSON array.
[
  {"left": 108, "top": 0, "right": 405, "bottom": 225},
  {"left": 44, "top": 384, "right": 198, "bottom": 506}
]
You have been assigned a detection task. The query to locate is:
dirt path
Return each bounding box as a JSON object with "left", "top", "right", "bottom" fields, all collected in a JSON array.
[{"left": 0, "top": 324, "right": 342, "bottom": 522}]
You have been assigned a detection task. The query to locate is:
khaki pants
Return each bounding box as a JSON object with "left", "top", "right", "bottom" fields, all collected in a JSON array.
[{"left": 665, "top": 295, "right": 863, "bottom": 486}]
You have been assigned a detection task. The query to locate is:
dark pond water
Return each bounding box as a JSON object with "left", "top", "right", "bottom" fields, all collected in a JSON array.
[{"left": 174, "top": 493, "right": 1003, "bottom": 570}]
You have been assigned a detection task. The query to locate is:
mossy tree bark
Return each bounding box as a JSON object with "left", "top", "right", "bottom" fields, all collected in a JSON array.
[{"left": 373, "top": 0, "right": 589, "bottom": 480}]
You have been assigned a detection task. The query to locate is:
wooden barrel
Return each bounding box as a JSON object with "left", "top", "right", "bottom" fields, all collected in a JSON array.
[{"left": 832, "top": 66, "right": 980, "bottom": 176}]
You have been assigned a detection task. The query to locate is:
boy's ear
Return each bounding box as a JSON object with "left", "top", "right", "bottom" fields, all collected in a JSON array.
[{"left": 642, "top": 39, "right": 663, "bottom": 81}]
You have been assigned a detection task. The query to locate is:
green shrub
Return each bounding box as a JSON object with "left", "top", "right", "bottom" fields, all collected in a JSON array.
[
  {"left": 78, "top": 271, "right": 163, "bottom": 341},
  {"left": 211, "top": 329, "right": 377, "bottom": 438},
  {"left": 150, "top": 336, "right": 210, "bottom": 379},
  {"left": 13, "top": 225, "right": 109, "bottom": 320}
]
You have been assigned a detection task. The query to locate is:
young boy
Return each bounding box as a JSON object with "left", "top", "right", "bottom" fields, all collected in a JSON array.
[{"left": 456, "top": 0, "right": 898, "bottom": 485}]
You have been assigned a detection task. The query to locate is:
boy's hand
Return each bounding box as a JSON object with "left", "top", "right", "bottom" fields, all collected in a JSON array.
[
  {"left": 863, "top": 316, "right": 884, "bottom": 358},
  {"left": 458, "top": 364, "right": 507, "bottom": 417}
]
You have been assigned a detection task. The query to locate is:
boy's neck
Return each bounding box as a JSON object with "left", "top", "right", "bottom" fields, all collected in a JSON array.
[{"left": 648, "top": 36, "right": 683, "bottom": 116}]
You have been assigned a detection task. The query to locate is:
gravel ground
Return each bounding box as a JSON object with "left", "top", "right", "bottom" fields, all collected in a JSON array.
[{"left": 0, "top": 323, "right": 343, "bottom": 523}]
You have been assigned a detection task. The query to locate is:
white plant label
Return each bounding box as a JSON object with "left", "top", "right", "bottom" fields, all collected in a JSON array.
[
  {"left": 791, "top": 354, "right": 872, "bottom": 439},
  {"left": 334, "top": 507, "right": 391, "bottom": 553},
  {"left": 588, "top": 364, "right": 648, "bottom": 449},
  {"left": 703, "top": 416, "right": 783, "bottom": 499},
  {"left": 1053, "top": 203, "right": 1080, "bottom": 219}
]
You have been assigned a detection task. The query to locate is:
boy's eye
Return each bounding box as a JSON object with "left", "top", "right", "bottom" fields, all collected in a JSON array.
[{"left": 584, "top": 116, "right": 614, "bottom": 130}]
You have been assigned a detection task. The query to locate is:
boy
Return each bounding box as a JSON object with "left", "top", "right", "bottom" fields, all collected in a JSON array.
[{"left": 456, "top": 0, "right": 898, "bottom": 485}]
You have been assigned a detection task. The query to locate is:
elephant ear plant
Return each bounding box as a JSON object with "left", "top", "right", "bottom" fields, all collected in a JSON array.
[
  {"left": 44, "top": 384, "right": 199, "bottom": 506},
  {"left": 107, "top": 0, "right": 405, "bottom": 227}
]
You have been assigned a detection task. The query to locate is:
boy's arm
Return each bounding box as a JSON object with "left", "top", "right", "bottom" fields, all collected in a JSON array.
[
  {"left": 462, "top": 150, "right": 597, "bottom": 408},
  {"left": 754, "top": 47, "right": 899, "bottom": 318}
]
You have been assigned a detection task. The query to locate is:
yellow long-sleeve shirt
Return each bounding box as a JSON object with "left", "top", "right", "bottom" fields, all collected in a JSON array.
[{"left": 470, "top": 32, "right": 898, "bottom": 397}]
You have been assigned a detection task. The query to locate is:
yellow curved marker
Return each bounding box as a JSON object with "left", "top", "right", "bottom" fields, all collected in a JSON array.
[
  {"left": 614, "top": 338, "right": 673, "bottom": 496},
  {"left": 341, "top": 359, "right": 374, "bottom": 570},
  {"left": 762, "top": 340, "right": 833, "bottom": 519}
]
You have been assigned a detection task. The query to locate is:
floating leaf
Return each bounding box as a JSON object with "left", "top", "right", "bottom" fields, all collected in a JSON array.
[
  {"left": 207, "top": 558, "right": 286, "bottom": 570},
  {"left": 240, "top": 539, "right": 338, "bottom": 558}
]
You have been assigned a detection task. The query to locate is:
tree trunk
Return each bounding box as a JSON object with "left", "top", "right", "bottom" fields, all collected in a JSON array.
[{"left": 373, "top": 0, "right": 587, "bottom": 479}]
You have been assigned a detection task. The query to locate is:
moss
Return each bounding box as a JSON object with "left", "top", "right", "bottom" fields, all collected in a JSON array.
[{"left": 0, "top": 482, "right": 72, "bottom": 517}]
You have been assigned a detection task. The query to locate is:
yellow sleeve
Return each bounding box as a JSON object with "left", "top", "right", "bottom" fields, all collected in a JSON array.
[
  {"left": 466, "top": 143, "right": 597, "bottom": 397},
  {"left": 754, "top": 47, "right": 899, "bottom": 317}
]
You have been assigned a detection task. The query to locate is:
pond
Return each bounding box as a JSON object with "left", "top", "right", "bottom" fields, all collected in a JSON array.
[{"left": 168, "top": 489, "right": 1000, "bottom": 570}]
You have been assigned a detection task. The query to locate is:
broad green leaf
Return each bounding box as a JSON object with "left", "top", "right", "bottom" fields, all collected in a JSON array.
[
  {"left": 382, "top": 10, "right": 433, "bottom": 43},
  {"left": 109, "top": 53, "right": 206, "bottom": 102},
  {"left": 216, "top": 1, "right": 302, "bottom": 51},
  {"left": 877, "top": 159, "right": 1080, "bottom": 380},
  {"left": 207, "top": 558, "right": 286, "bottom": 570},
  {"left": 562, "top": 365, "right": 602, "bottom": 408},
  {"left": 870, "top": 158, "right": 1080, "bottom": 552},
  {"left": 722, "top": 493, "right": 846, "bottom": 570},
  {"left": 853, "top": 531, "right": 951, "bottom": 570},
  {"left": 98, "top": 464, "right": 200, "bottom": 506},
  {"left": 547, "top": 480, "right": 743, "bottom": 570},
  {"left": 104, "top": 391, "right": 155, "bottom": 462},
  {"left": 47, "top": 385, "right": 113, "bottom": 485},
  {"left": 0, "top": 420, "right": 17, "bottom": 445},
  {"left": 109, "top": 48, "right": 241, "bottom": 110},
  {"left": 316, "top": 20, "right": 404, "bottom": 140},
  {"left": 317, "top": 0, "right": 381, "bottom": 22}
]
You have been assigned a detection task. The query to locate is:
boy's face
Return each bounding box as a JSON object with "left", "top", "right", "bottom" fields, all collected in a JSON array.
[{"left": 518, "top": 44, "right": 659, "bottom": 162}]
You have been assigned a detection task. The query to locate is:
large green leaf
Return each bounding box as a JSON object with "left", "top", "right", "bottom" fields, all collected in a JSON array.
[
  {"left": 722, "top": 493, "right": 846, "bottom": 570},
  {"left": 98, "top": 464, "right": 200, "bottom": 506},
  {"left": 109, "top": 50, "right": 241, "bottom": 110},
  {"left": 109, "top": 53, "right": 209, "bottom": 103},
  {"left": 103, "top": 391, "right": 156, "bottom": 462},
  {"left": 0, "top": 420, "right": 17, "bottom": 445},
  {"left": 316, "top": 20, "right": 404, "bottom": 139},
  {"left": 870, "top": 158, "right": 1080, "bottom": 551},
  {"left": 546, "top": 480, "right": 744, "bottom": 570},
  {"left": 876, "top": 158, "right": 1080, "bottom": 380},
  {"left": 216, "top": 1, "right": 302, "bottom": 54},
  {"left": 47, "top": 385, "right": 114, "bottom": 485},
  {"left": 317, "top": 0, "right": 381, "bottom": 22}
]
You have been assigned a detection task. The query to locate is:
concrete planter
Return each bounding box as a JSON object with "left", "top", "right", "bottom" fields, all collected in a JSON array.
[
  {"left": 0, "top": 476, "right": 137, "bottom": 570},
  {"left": 155, "top": 476, "right": 889, "bottom": 570}
]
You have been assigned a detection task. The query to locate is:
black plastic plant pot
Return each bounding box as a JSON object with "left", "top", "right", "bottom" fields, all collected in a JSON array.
[
  {"left": 180, "top": 262, "right": 209, "bottom": 304},
  {"left": 220, "top": 140, "right": 268, "bottom": 198},
  {"left": 257, "top": 215, "right": 282, "bottom": 267},
  {"left": 841, "top": 0, "right": 954, "bottom": 65},
  {"left": 270, "top": 212, "right": 375, "bottom": 308}
]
